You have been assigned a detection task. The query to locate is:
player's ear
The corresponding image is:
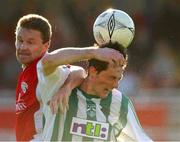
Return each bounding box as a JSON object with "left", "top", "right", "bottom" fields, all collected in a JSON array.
[
  {"left": 88, "top": 66, "right": 97, "bottom": 77},
  {"left": 44, "top": 40, "right": 51, "bottom": 50}
]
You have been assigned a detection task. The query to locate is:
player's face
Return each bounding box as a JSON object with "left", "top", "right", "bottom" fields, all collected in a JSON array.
[
  {"left": 15, "top": 27, "right": 49, "bottom": 66},
  {"left": 91, "top": 63, "right": 124, "bottom": 98}
]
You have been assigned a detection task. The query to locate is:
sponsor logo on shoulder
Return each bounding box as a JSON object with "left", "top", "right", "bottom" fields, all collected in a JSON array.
[{"left": 70, "top": 117, "right": 109, "bottom": 140}]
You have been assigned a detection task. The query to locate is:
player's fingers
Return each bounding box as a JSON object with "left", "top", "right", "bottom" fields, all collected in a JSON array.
[
  {"left": 105, "top": 48, "right": 125, "bottom": 64},
  {"left": 59, "top": 101, "right": 64, "bottom": 114},
  {"left": 59, "top": 95, "right": 66, "bottom": 114},
  {"left": 54, "top": 100, "right": 58, "bottom": 114},
  {"left": 63, "top": 96, "right": 69, "bottom": 111},
  {"left": 109, "top": 59, "right": 116, "bottom": 65},
  {"left": 114, "top": 54, "right": 125, "bottom": 64},
  {"left": 60, "top": 97, "right": 65, "bottom": 114},
  {"left": 65, "top": 101, "right": 69, "bottom": 111},
  {"left": 111, "top": 56, "right": 126, "bottom": 68},
  {"left": 52, "top": 99, "right": 59, "bottom": 114}
]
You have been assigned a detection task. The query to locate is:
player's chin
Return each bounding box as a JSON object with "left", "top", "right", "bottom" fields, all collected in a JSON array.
[
  {"left": 100, "top": 91, "right": 109, "bottom": 98},
  {"left": 17, "top": 57, "right": 32, "bottom": 65}
]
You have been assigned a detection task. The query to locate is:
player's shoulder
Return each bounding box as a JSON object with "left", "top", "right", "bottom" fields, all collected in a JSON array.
[
  {"left": 111, "top": 88, "right": 123, "bottom": 102},
  {"left": 112, "top": 88, "right": 122, "bottom": 97},
  {"left": 111, "top": 88, "right": 130, "bottom": 103}
]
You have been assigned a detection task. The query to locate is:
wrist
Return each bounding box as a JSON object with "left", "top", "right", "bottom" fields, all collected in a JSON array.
[
  {"left": 60, "top": 82, "right": 72, "bottom": 97},
  {"left": 63, "top": 80, "right": 72, "bottom": 90}
]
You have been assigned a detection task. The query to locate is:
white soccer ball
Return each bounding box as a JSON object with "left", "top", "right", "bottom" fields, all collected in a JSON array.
[{"left": 93, "top": 9, "right": 135, "bottom": 48}]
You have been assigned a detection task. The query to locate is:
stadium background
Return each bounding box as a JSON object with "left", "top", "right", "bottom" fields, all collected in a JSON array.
[{"left": 0, "top": 0, "right": 180, "bottom": 141}]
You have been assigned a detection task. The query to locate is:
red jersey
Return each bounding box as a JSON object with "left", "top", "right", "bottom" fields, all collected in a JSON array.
[{"left": 15, "top": 58, "right": 41, "bottom": 141}]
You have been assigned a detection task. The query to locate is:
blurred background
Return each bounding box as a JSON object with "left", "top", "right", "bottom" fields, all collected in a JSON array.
[{"left": 0, "top": 0, "right": 180, "bottom": 141}]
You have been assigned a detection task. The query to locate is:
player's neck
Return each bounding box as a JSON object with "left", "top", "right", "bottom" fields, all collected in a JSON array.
[{"left": 80, "top": 78, "right": 96, "bottom": 97}]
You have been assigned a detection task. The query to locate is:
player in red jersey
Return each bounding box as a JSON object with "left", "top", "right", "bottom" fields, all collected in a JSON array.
[{"left": 15, "top": 14, "right": 125, "bottom": 141}]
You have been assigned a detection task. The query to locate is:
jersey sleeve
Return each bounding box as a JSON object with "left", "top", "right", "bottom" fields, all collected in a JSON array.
[
  {"left": 36, "top": 58, "right": 70, "bottom": 84},
  {"left": 117, "top": 98, "right": 153, "bottom": 142},
  {"left": 36, "top": 58, "right": 71, "bottom": 104}
]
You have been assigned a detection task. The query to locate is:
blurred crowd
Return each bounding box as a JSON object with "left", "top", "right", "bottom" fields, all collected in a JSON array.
[{"left": 0, "top": 0, "right": 180, "bottom": 95}]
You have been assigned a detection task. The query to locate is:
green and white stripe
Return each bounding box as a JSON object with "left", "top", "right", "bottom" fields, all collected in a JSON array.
[{"left": 41, "top": 88, "right": 152, "bottom": 142}]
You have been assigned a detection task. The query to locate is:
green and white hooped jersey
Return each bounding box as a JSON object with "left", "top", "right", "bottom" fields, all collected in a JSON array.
[{"left": 42, "top": 88, "right": 153, "bottom": 142}]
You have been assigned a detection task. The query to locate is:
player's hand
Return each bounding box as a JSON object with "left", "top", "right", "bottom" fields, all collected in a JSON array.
[
  {"left": 49, "top": 85, "right": 72, "bottom": 114},
  {"left": 95, "top": 47, "right": 126, "bottom": 66}
]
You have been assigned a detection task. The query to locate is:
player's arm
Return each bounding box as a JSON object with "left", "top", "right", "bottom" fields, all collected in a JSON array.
[
  {"left": 42, "top": 46, "right": 125, "bottom": 76},
  {"left": 49, "top": 65, "right": 86, "bottom": 114}
]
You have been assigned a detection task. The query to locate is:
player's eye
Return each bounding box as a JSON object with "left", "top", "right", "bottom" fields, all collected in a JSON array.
[
  {"left": 27, "top": 40, "right": 34, "bottom": 45},
  {"left": 110, "top": 76, "right": 116, "bottom": 81},
  {"left": 27, "top": 41, "right": 32, "bottom": 44},
  {"left": 17, "top": 38, "right": 23, "bottom": 43}
]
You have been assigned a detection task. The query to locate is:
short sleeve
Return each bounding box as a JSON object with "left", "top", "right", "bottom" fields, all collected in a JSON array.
[
  {"left": 118, "top": 99, "right": 153, "bottom": 142},
  {"left": 36, "top": 59, "right": 70, "bottom": 104}
]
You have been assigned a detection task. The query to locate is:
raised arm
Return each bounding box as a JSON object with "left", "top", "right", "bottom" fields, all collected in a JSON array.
[
  {"left": 42, "top": 46, "right": 125, "bottom": 75},
  {"left": 49, "top": 65, "right": 86, "bottom": 114}
]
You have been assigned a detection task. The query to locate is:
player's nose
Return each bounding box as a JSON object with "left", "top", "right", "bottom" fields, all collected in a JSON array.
[{"left": 112, "top": 81, "right": 119, "bottom": 89}]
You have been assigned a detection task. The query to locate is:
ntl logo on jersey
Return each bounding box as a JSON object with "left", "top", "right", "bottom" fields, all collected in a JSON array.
[{"left": 70, "top": 117, "right": 109, "bottom": 140}]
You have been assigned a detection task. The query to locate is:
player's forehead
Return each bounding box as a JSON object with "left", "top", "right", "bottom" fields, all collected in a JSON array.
[
  {"left": 102, "top": 65, "right": 123, "bottom": 80},
  {"left": 16, "top": 27, "right": 42, "bottom": 41}
]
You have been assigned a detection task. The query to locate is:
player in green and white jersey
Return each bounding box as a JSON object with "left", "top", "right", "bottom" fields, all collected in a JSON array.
[{"left": 41, "top": 42, "right": 153, "bottom": 142}]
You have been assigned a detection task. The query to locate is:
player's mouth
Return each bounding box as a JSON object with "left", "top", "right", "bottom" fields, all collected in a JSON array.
[
  {"left": 18, "top": 54, "right": 30, "bottom": 59},
  {"left": 18, "top": 51, "right": 30, "bottom": 57}
]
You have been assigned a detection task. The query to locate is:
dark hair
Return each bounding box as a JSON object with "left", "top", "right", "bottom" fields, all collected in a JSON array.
[
  {"left": 89, "top": 42, "right": 128, "bottom": 74},
  {"left": 15, "top": 14, "right": 52, "bottom": 43}
]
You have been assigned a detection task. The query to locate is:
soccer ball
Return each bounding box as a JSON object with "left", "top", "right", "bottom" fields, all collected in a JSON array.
[{"left": 93, "top": 9, "right": 135, "bottom": 48}]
